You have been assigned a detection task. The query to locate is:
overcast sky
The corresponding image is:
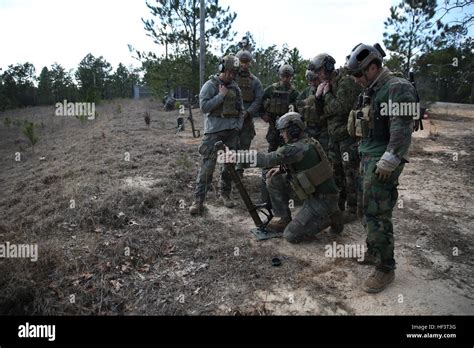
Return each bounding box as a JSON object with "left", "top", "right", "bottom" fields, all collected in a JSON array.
[{"left": 0, "top": 0, "right": 471, "bottom": 75}]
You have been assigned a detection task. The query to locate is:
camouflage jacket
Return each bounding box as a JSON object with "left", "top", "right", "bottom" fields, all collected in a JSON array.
[
  {"left": 317, "top": 69, "right": 361, "bottom": 141},
  {"left": 297, "top": 85, "right": 316, "bottom": 103},
  {"left": 255, "top": 136, "right": 339, "bottom": 194},
  {"left": 359, "top": 68, "right": 415, "bottom": 159},
  {"left": 199, "top": 74, "right": 244, "bottom": 134}
]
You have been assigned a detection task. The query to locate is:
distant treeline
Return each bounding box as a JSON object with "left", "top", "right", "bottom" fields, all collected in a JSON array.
[{"left": 0, "top": 53, "right": 140, "bottom": 111}]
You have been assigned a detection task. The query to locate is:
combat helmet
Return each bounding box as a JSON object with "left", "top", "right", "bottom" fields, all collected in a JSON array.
[
  {"left": 276, "top": 112, "right": 305, "bottom": 131},
  {"left": 278, "top": 64, "right": 295, "bottom": 77},
  {"left": 218, "top": 55, "right": 240, "bottom": 73},
  {"left": 305, "top": 69, "right": 317, "bottom": 81},
  {"left": 308, "top": 54, "right": 336, "bottom": 73},
  {"left": 236, "top": 50, "right": 253, "bottom": 63},
  {"left": 345, "top": 43, "right": 386, "bottom": 76}
]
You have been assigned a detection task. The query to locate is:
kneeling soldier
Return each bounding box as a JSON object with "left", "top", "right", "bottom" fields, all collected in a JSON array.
[{"left": 229, "top": 112, "right": 344, "bottom": 243}]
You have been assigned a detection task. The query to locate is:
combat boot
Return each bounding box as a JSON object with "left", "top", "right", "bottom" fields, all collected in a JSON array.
[
  {"left": 221, "top": 194, "right": 235, "bottom": 208},
  {"left": 267, "top": 217, "right": 291, "bottom": 233},
  {"left": 338, "top": 195, "right": 346, "bottom": 212},
  {"left": 363, "top": 269, "right": 395, "bottom": 293},
  {"left": 342, "top": 206, "right": 358, "bottom": 223},
  {"left": 189, "top": 199, "right": 204, "bottom": 215},
  {"left": 357, "top": 251, "right": 379, "bottom": 265},
  {"left": 329, "top": 211, "right": 344, "bottom": 234}
]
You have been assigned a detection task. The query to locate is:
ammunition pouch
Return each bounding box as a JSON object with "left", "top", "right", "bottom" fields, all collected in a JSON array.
[
  {"left": 289, "top": 140, "right": 333, "bottom": 200},
  {"left": 210, "top": 88, "right": 240, "bottom": 118},
  {"left": 303, "top": 95, "right": 320, "bottom": 124},
  {"left": 267, "top": 89, "right": 290, "bottom": 115},
  {"left": 236, "top": 75, "right": 254, "bottom": 103},
  {"left": 361, "top": 105, "right": 372, "bottom": 138}
]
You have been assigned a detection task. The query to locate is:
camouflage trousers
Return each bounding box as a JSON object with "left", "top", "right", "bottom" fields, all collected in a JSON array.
[
  {"left": 261, "top": 119, "right": 285, "bottom": 206},
  {"left": 358, "top": 154, "right": 404, "bottom": 271},
  {"left": 306, "top": 125, "right": 329, "bottom": 154},
  {"left": 266, "top": 173, "right": 340, "bottom": 243},
  {"left": 193, "top": 129, "right": 239, "bottom": 201},
  {"left": 328, "top": 136, "right": 359, "bottom": 211},
  {"left": 236, "top": 117, "right": 256, "bottom": 171}
]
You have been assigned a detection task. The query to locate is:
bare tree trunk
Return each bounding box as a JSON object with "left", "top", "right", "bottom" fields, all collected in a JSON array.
[{"left": 199, "top": 0, "right": 205, "bottom": 90}]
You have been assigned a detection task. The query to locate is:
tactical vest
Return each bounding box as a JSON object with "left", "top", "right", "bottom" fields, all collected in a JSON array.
[
  {"left": 302, "top": 93, "right": 320, "bottom": 125},
  {"left": 348, "top": 73, "right": 394, "bottom": 142},
  {"left": 286, "top": 138, "right": 333, "bottom": 200},
  {"left": 236, "top": 73, "right": 254, "bottom": 103},
  {"left": 210, "top": 85, "right": 240, "bottom": 118},
  {"left": 266, "top": 83, "right": 293, "bottom": 115}
]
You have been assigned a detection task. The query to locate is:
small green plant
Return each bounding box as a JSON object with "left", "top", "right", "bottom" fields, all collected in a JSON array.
[
  {"left": 21, "top": 121, "right": 39, "bottom": 153},
  {"left": 174, "top": 101, "right": 181, "bottom": 110},
  {"left": 176, "top": 155, "right": 192, "bottom": 169},
  {"left": 144, "top": 111, "right": 151, "bottom": 129},
  {"left": 4, "top": 117, "right": 11, "bottom": 128},
  {"left": 76, "top": 111, "right": 88, "bottom": 124}
]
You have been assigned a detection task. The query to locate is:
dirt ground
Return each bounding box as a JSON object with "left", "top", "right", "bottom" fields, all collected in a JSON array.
[{"left": 0, "top": 99, "right": 472, "bottom": 315}]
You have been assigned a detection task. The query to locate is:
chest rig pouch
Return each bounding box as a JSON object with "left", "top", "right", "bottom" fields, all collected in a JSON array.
[
  {"left": 287, "top": 139, "right": 333, "bottom": 200},
  {"left": 236, "top": 74, "right": 254, "bottom": 103},
  {"left": 211, "top": 86, "right": 240, "bottom": 118},
  {"left": 348, "top": 90, "right": 373, "bottom": 139},
  {"left": 267, "top": 86, "right": 290, "bottom": 115},
  {"left": 302, "top": 94, "right": 320, "bottom": 125},
  {"left": 349, "top": 72, "right": 395, "bottom": 141}
]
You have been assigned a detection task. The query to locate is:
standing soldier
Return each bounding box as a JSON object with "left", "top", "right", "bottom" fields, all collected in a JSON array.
[
  {"left": 235, "top": 49, "right": 264, "bottom": 178},
  {"left": 297, "top": 70, "right": 330, "bottom": 153},
  {"left": 346, "top": 43, "right": 415, "bottom": 293},
  {"left": 262, "top": 64, "right": 299, "bottom": 152},
  {"left": 189, "top": 55, "right": 244, "bottom": 215},
  {"left": 225, "top": 112, "right": 343, "bottom": 241},
  {"left": 308, "top": 54, "right": 361, "bottom": 220},
  {"left": 260, "top": 64, "right": 299, "bottom": 207}
]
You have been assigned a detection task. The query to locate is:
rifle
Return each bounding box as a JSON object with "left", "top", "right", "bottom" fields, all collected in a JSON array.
[
  {"left": 187, "top": 92, "right": 200, "bottom": 138},
  {"left": 409, "top": 71, "right": 424, "bottom": 131},
  {"left": 214, "top": 141, "right": 281, "bottom": 240}
]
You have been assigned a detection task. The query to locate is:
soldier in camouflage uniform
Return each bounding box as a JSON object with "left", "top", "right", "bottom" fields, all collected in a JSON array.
[
  {"left": 296, "top": 70, "right": 330, "bottom": 153},
  {"left": 346, "top": 43, "right": 415, "bottom": 293},
  {"left": 235, "top": 50, "right": 264, "bottom": 178},
  {"left": 308, "top": 54, "right": 362, "bottom": 221},
  {"left": 261, "top": 64, "right": 300, "bottom": 152},
  {"left": 260, "top": 65, "right": 299, "bottom": 207},
  {"left": 189, "top": 55, "right": 244, "bottom": 215},
  {"left": 226, "top": 112, "right": 343, "bottom": 242}
]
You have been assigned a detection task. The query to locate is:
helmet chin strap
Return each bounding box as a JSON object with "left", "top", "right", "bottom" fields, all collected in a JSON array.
[
  {"left": 363, "top": 70, "right": 369, "bottom": 86},
  {"left": 368, "top": 67, "right": 387, "bottom": 89}
]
